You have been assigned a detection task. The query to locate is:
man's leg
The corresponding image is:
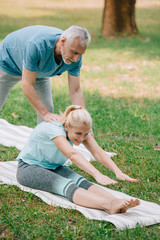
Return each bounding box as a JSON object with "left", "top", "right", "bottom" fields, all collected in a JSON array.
[
  {"left": 34, "top": 78, "right": 54, "bottom": 124},
  {"left": 0, "top": 69, "right": 21, "bottom": 110}
]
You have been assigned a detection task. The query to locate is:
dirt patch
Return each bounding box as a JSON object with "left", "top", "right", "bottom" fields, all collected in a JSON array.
[
  {"left": 107, "top": 60, "right": 156, "bottom": 72},
  {"left": 82, "top": 64, "right": 102, "bottom": 72},
  {"left": 81, "top": 59, "right": 159, "bottom": 99},
  {"left": 4, "top": 0, "right": 160, "bottom": 10},
  {"left": 136, "top": 0, "right": 160, "bottom": 8},
  {"left": 10, "top": 0, "right": 104, "bottom": 9}
]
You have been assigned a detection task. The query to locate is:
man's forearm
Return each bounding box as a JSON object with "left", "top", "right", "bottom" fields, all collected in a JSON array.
[
  {"left": 21, "top": 66, "right": 50, "bottom": 118},
  {"left": 68, "top": 74, "right": 85, "bottom": 107},
  {"left": 70, "top": 89, "right": 85, "bottom": 107},
  {"left": 21, "top": 83, "right": 49, "bottom": 118}
]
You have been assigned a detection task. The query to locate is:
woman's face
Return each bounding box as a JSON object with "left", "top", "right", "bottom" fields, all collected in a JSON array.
[{"left": 65, "top": 124, "right": 91, "bottom": 145}]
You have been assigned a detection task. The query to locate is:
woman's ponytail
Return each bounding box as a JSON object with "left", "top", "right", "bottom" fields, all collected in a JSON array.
[{"left": 61, "top": 105, "right": 92, "bottom": 128}]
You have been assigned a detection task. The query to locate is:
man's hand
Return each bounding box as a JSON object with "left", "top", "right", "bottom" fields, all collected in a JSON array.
[
  {"left": 95, "top": 173, "right": 117, "bottom": 185},
  {"left": 43, "top": 113, "right": 61, "bottom": 123},
  {"left": 116, "top": 172, "right": 138, "bottom": 182}
]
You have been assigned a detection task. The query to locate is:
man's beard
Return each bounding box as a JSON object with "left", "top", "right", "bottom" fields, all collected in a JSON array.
[{"left": 61, "top": 47, "right": 71, "bottom": 65}]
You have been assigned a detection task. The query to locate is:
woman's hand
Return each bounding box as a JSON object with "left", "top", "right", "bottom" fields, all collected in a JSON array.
[
  {"left": 116, "top": 172, "right": 138, "bottom": 182},
  {"left": 95, "top": 173, "right": 117, "bottom": 185}
]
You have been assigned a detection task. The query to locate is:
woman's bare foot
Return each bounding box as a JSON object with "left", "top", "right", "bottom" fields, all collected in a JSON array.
[
  {"left": 120, "top": 198, "right": 140, "bottom": 213},
  {"left": 107, "top": 198, "right": 140, "bottom": 214}
]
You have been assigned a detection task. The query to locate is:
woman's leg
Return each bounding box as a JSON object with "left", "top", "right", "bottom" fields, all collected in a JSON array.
[
  {"left": 17, "top": 162, "right": 140, "bottom": 214},
  {"left": 88, "top": 184, "right": 140, "bottom": 213},
  {"left": 54, "top": 166, "right": 140, "bottom": 214},
  {"left": 34, "top": 78, "right": 54, "bottom": 124},
  {"left": 17, "top": 161, "right": 79, "bottom": 202},
  {"left": 53, "top": 166, "right": 93, "bottom": 190},
  {"left": 73, "top": 187, "right": 140, "bottom": 214}
]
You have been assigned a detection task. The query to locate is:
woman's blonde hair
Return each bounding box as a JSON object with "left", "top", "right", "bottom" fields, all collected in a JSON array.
[{"left": 61, "top": 105, "right": 92, "bottom": 128}]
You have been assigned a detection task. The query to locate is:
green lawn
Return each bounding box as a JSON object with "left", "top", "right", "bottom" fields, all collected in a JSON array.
[{"left": 0, "top": 0, "right": 160, "bottom": 239}]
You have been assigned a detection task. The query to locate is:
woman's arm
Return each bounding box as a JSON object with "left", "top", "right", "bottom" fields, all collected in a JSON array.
[
  {"left": 53, "top": 136, "right": 117, "bottom": 185},
  {"left": 83, "top": 135, "right": 138, "bottom": 182}
]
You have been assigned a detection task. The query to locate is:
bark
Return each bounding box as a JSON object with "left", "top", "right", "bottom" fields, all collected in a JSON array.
[{"left": 101, "top": 0, "right": 138, "bottom": 37}]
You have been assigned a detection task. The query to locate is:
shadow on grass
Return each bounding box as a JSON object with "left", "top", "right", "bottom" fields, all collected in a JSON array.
[
  {"left": 0, "top": 8, "right": 160, "bottom": 59},
  {"left": 1, "top": 87, "right": 159, "bottom": 141}
]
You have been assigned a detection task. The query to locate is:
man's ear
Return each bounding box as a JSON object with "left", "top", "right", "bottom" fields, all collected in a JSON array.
[{"left": 60, "top": 36, "right": 66, "bottom": 46}]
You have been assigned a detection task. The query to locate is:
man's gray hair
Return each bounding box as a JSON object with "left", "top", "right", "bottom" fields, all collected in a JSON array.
[{"left": 61, "top": 26, "right": 91, "bottom": 47}]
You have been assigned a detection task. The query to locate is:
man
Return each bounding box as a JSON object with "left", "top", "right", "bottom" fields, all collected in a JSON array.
[{"left": 0, "top": 25, "right": 91, "bottom": 123}]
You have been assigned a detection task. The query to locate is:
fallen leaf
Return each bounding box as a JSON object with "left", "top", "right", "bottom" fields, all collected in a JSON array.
[
  {"left": 11, "top": 112, "right": 20, "bottom": 119},
  {"left": 154, "top": 147, "right": 160, "bottom": 151},
  {"left": 135, "top": 145, "right": 142, "bottom": 150},
  {"left": 142, "top": 114, "right": 150, "bottom": 121}
]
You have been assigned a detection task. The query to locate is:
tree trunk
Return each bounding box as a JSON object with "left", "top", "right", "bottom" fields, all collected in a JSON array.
[{"left": 101, "top": 0, "right": 138, "bottom": 37}]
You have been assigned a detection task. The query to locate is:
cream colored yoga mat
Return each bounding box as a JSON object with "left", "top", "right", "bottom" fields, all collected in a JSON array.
[{"left": 0, "top": 119, "right": 160, "bottom": 230}]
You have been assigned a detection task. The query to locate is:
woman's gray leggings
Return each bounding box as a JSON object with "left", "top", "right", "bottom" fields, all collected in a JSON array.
[
  {"left": 17, "top": 160, "right": 93, "bottom": 202},
  {"left": 0, "top": 69, "right": 54, "bottom": 124}
]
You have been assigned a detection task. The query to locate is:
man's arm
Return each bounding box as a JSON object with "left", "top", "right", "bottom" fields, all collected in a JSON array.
[
  {"left": 68, "top": 73, "right": 95, "bottom": 135},
  {"left": 21, "top": 66, "right": 59, "bottom": 122},
  {"left": 68, "top": 73, "right": 85, "bottom": 107}
]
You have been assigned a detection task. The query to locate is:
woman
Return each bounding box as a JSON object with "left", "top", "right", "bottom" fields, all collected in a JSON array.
[{"left": 17, "top": 105, "right": 140, "bottom": 214}]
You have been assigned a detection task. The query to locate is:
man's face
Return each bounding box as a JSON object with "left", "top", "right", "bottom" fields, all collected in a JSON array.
[{"left": 61, "top": 37, "right": 87, "bottom": 64}]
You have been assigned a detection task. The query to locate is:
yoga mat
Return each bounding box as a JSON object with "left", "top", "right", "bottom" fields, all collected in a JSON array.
[{"left": 0, "top": 119, "right": 160, "bottom": 229}]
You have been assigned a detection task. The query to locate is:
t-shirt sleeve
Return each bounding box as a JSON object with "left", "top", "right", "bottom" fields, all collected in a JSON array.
[
  {"left": 68, "top": 56, "right": 82, "bottom": 76},
  {"left": 42, "top": 123, "right": 66, "bottom": 140},
  {"left": 23, "top": 41, "right": 39, "bottom": 72}
]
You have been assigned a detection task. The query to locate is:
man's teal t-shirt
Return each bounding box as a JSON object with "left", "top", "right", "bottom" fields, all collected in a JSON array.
[
  {"left": 16, "top": 122, "right": 73, "bottom": 170},
  {"left": 0, "top": 25, "right": 82, "bottom": 78}
]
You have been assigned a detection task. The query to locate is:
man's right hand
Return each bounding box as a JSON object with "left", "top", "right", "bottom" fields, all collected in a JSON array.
[{"left": 43, "top": 112, "right": 61, "bottom": 123}]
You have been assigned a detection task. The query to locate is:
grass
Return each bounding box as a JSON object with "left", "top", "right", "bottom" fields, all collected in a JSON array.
[{"left": 0, "top": 0, "right": 160, "bottom": 239}]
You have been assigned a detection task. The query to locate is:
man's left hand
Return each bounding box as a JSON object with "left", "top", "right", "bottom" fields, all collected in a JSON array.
[{"left": 43, "top": 112, "right": 61, "bottom": 123}]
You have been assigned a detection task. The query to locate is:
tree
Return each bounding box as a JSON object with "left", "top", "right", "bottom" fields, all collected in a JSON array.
[{"left": 101, "top": 0, "right": 138, "bottom": 37}]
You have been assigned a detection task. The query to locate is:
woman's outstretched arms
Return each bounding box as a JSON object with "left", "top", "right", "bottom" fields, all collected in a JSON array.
[
  {"left": 53, "top": 136, "right": 117, "bottom": 185},
  {"left": 83, "top": 135, "right": 138, "bottom": 182}
]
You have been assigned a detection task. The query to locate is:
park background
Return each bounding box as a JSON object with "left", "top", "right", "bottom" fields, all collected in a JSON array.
[{"left": 0, "top": 0, "right": 160, "bottom": 239}]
